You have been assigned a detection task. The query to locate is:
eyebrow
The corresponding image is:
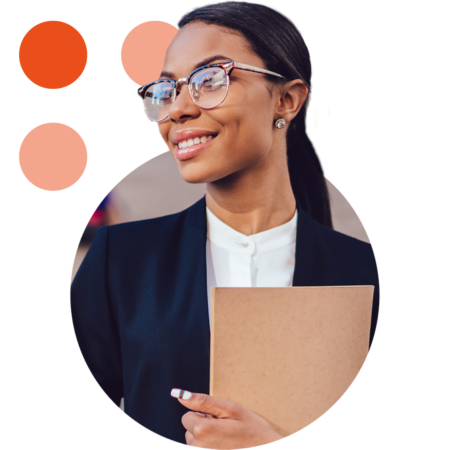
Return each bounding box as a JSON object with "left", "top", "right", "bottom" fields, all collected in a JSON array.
[{"left": 159, "top": 55, "right": 233, "bottom": 80}]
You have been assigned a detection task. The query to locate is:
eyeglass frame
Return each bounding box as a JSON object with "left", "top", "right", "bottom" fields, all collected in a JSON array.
[{"left": 137, "top": 61, "right": 286, "bottom": 122}]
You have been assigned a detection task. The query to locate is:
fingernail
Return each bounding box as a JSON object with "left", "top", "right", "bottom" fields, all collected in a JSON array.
[{"left": 171, "top": 388, "right": 192, "bottom": 400}]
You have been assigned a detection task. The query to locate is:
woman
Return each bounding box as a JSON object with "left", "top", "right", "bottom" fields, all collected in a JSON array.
[{"left": 71, "top": 2, "right": 379, "bottom": 447}]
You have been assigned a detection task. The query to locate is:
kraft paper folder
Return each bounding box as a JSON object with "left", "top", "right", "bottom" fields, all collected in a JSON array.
[{"left": 210, "top": 286, "right": 374, "bottom": 434}]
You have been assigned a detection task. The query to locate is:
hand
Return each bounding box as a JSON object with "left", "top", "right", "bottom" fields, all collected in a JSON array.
[{"left": 171, "top": 389, "right": 286, "bottom": 449}]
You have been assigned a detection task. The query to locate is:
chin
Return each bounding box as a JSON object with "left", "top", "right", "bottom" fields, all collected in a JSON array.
[
  {"left": 178, "top": 164, "right": 212, "bottom": 185},
  {"left": 177, "top": 160, "right": 234, "bottom": 185}
]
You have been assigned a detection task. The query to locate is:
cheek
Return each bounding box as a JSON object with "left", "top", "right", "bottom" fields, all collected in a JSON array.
[
  {"left": 227, "top": 107, "right": 272, "bottom": 160},
  {"left": 221, "top": 89, "right": 275, "bottom": 161},
  {"left": 230, "top": 115, "right": 273, "bottom": 159},
  {"left": 158, "top": 123, "right": 171, "bottom": 146}
]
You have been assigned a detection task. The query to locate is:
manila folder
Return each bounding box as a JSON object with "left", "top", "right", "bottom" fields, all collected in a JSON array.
[{"left": 210, "top": 286, "right": 374, "bottom": 434}]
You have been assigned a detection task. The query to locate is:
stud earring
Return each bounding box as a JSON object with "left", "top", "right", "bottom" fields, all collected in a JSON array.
[{"left": 274, "top": 118, "right": 286, "bottom": 129}]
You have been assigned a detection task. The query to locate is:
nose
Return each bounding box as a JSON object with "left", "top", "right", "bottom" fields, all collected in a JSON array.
[{"left": 169, "top": 83, "right": 201, "bottom": 123}]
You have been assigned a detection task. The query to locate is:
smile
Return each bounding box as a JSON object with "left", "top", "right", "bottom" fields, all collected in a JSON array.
[
  {"left": 175, "top": 135, "right": 216, "bottom": 161},
  {"left": 177, "top": 135, "right": 213, "bottom": 149}
]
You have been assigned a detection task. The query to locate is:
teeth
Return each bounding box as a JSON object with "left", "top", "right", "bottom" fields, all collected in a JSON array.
[{"left": 177, "top": 135, "right": 214, "bottom": 149}]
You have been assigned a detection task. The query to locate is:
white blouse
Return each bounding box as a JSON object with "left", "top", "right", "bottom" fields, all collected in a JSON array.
[{"left": 206, "top": 207, "right": 297, "bottom": 325}]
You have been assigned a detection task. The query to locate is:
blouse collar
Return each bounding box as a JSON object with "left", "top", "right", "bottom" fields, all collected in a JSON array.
[{"left": 206, "top": 207, "right": 297, "bottom": 255}]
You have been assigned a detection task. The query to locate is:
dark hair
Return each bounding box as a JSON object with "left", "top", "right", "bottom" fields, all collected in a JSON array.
[{"left": 179, "top": 1, "right": 333, "bottom": 228}]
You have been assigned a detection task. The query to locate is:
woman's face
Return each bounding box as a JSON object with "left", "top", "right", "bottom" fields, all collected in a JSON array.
[{"left": 158, "top": 22, "right": 283, "bottom": 184}]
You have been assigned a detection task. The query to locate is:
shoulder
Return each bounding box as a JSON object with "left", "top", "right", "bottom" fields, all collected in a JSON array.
[
  {"left": 108, "top": 207, "right": 189, "bottom": 240},
  {"left": 313, "top": 220, "right": 373, "bottom": 255},
  {"left": 297, "top": 205, "right": 374, "bottom": 260},
  {"left": 311, "top": 218, "right": 378, "bottom": 279},
  {"left": 106, "top": 198, "right": 202, "bottom": 243}
]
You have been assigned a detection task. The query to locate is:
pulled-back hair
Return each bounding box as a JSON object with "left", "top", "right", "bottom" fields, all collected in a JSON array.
[{"left": 179, "top": 1, "right": 333, "bottom": 228}]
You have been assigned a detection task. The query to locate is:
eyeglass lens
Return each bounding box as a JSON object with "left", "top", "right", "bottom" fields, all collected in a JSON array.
[{"left": 143, "top": 67, "right": 228, "bottom": 121}]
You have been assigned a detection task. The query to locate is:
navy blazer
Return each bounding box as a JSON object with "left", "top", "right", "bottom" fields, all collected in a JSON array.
[{"left": 71, "top": 196, "right": 379, "bottom": 444}]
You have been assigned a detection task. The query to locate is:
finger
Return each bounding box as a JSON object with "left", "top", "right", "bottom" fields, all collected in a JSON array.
[
  {"left": 171, "top": 388, "right": 242, "bottom": 419},
  {"left": 182, "top": 411, "right": 222, "bottom": 445},
  {"left": 185, "top": 430, "right": 194, "bottom": 446},
  {"left": 182, "top": 411, "right": 201, "bottom": 433}
]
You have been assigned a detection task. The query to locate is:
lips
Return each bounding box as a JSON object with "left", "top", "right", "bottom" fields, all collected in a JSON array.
[
  {"left": 170, "top": 129, "right": 217, "bottom": 144},
  {"left": 175, "top": 135, "right": 216, "bottom": 161},
  {"left": 170, "top": 129, "right": 217, "bottom": 162}
]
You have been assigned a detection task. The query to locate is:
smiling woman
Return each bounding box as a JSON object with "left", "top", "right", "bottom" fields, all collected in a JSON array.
[
  {"left": 138, "top": 10, "right": 331, "bottom": 228},
  {"left": 71, "top": 1, "right": 379, "bottom": 447}
]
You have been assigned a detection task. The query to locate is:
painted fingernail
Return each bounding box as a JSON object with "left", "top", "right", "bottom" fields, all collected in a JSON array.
[{"left": 171, "top": 388, "right": 192, "bottom": 400}]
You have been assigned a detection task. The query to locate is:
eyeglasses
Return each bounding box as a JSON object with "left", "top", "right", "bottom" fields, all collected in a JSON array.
[{"left": 137, "top": 61, "right": 285, "bottom": 122}]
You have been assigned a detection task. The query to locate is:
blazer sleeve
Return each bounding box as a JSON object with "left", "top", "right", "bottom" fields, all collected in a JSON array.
[
  {"left": 71, "top": 226, "right": 123, "bottom": 406},
  {"left": 370, "top": 271, "right": 379, "bottom": 349}
]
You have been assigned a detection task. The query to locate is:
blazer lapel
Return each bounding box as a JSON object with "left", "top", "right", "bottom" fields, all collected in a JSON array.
[
  {"left": 292, "top": 204, "right": 325, "bottom": 287},
  {"left": 185, "top": 197, "right": 211, "bottom": 392}
]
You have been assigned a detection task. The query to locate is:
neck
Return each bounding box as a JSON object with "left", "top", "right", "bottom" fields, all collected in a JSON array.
[{"left": 205, "top": 149, "right": 296, "bottom": 236}]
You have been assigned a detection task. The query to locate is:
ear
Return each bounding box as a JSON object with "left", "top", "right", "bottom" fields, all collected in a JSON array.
[{"left": 275, "top": 80, "right": 308, "bottom": 124}]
